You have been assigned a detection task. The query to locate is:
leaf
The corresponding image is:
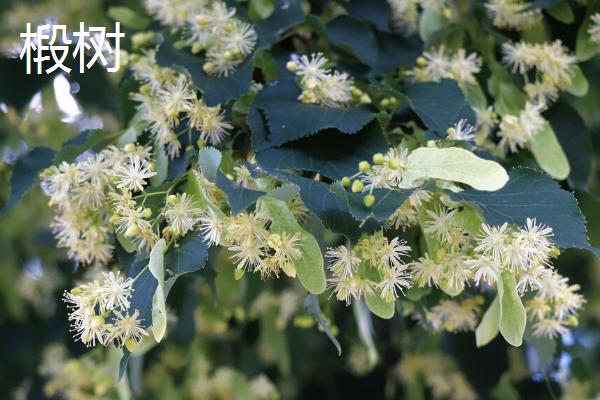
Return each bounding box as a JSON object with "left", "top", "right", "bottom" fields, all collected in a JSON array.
[
  {"left": 198, "top": 147, "right": 222, "bottom": 182},
  {"left": 267, "top": 183, "right": 300, "bottom": 202},
  {"left": 251, "top": 81, "right": 375, "bottom": 151},
  {"left": 404, "top": 79, "right": 476, "bottom": 134},
  {"left": 451, "top": 168, "right": 600, "bottom": 255},
  {"left": 401, "top": 147, "right": 509, "bottom": 191},
  {"left": 565, "top": 65, "right": 589, "bottom": 97},
  {"left": 547, "top": 103, "right": 592, "bottom": 190},
  {"left": 476, "top": 296, "right": 500, "bottom": 347},
  {"left": 259, "top": 197, "right": 326, "bottom": 293},
  {"left": 0, "top": 57, "right": 54, "bottom": 110},
  {"left": 346, "top": 188, "right": 412, "bottom": 223},
  {"left": 304, "top": 294, "right": 342, "bottom": 355},
  {"left": 529, "top": 123, "right": 570, "bottom": 180},
  {"left": 576, "top": 8, "right": 600, "bottom": 61},
  {"left": 1, "top": 147, "right": 55, "bottom": 215},
  {"left": 216, "top": 171, "right": 263, "bottom": 214},
  {"left": 255, "top": 120, "right": 388, "bottom": 180},
  {"left": 497, "top": 270, "right": 526, "bottom": 347},
  {"left": 255, "top": 0, "right": 305, "bottom": 48},
  {"left": 156, "top": 43, "right": 254, "bottom": 106},
  {"left": 55, "top": 129, "right": 119, "bottom": 163},
  {"left": 526, "top": 334, "right": 557, "bottom": 372},
  {"left": 149, "top": 239, "right": 168, "bottom": 342},
  {"left": 117, "top": 349, "right": 131, "bottom": 383},
  {"left": 150, "top": 146, "right": 168, "bottom": 186},
  {"left": 353, "top": 299, "right": 379, "bottom": 367},
  {"left": 164, "top": 231, "right": 209, "bottom": 276},
  {"left": 249, "top": 0, "right": 275, "bottom": 20},
  {"left": 365, "top": 280, "right": 395, "bottom": 318},
  {"left": 546, "top": 1, "right": 574, "bottom": 24},
  {"left": 167, "top": 147, "right": 196, "bottom": 181},
  {"left": 107, "top": 6, "right": 150, "bottom": 29},
  {"left": 419, "top": 4, "right": 444, "bottom": 43},
  {"left": 326, "top": 16, "right": 378, "bottom": 65},
  {"left": 345, "top": 0, "right": 391, "bottom": 32}
]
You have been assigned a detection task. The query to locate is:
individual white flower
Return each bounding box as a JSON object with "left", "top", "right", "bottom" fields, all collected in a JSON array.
[
  {"left": 97, "top": 271, "right": 133, "bottom": 311},
  {"left": 536, "top": 40, "right": 576, "bottom": 86},
  {"left": 199, "top": 208, "right": 223, "bottom": 246},
  {"left": 516, "top": 262, "right": 549, "bottom": 294},
  {"left": 326, "top": 245, "right": 361, "bottom": 277},
  {"left": 110, "top": 310, "right": 149, "bottom": 347},
  {"left": 163, "top": 193, "right": 203, "bottom": 236},
  {"left": 497, "top": 114, "right": 529, "bottom": 153},
  {"left": 447, "top": 119, "right": 476, "bottom": 141},
  {"left": 513, "top": 218, "right": 553, "bottom": 265},
  {"left": 327, "top": 275, "right": 371, "bottom": 305},
  {"left": 589, "top": 13, "right": 600, "bottom": 44},
  {"left": 378, "top": 237, "right": 411, "bottom": 268},
  {"left": 449, "top": 49, "right": 481, "bottom": 84},
  {"left": 532, "top": 318, "right": 568, "bottom": 339},
  {"left": 466, "top": 254, "right": 500, "bottom": 286},
  {"left": 377, "top": 265, "right": 412, "bottom": 302},
  {"left": 295, "top": 53, "right": 330, "bottom": 85},
  {"left": 424, "top": 207, "right": 457, "bottom": 244},
  {"left": 501, "top": 42, "right": 536, "bottom": 74},
  {"left": 474, "top": 223, "right": 509, "bottom": 261},
  {"left": 485, "top": 0, "right": 542, "bottom": 31},
  {"left": 115, "top": 156, "right": 156, "bottom": 192},
  {"left": 318, "top": 71, "right": 354, "bottom": 108},
  {"left": 230, "top": 239, "right": 265, "bottom": 271},
  {"left": 410, "top": 254, "right": 443, "bottom": 287},
  {"left": 519, "top": 102, "right": 545, "bottom": 137},
  {"left": 268, "top": 232, "right": 303, "bottom": 267},
  {"left": 225, "top": 211, "right": 269, "bottom": 244},
  {"left": 157, "top": 74, "right": 196, "bottom": 119},
  {"left": 474, "top": 106, "right": 497, "bottom": 136},
  {"left": 422, "top": 46, "right": 451, "bottom": 81},
  {"left": 223, "top": 20, "right": 257, "bottom": 56}
]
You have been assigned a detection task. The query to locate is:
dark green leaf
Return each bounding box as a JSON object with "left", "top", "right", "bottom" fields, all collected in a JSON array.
[
  {"left": 255, "top": 120, "right": 388, "bottom": 179},
  {"left": 326, "top": 16, "right": 378, "bottom": 64},
  {"left": 165, "top": 231, "right": 210, "bottom": 276},
  {"left": 1, "top": 147, "right": 55, "bottom": 215},
  {"left": 255, "top": 0, "right": 304, "bottom": 47},
  {"left": 216, "top": 171, "right": 263, "bottom": 213},
  {"left": 346, "top": 188, "right": 412, "bottom": 223},
  {"left": 451, "top": 168, "right": 600, "bottom": 255},
  {"left": 404, "top": 79, "right": 476, "bottom": 134},
  {"left": 345, "top": 0, "right": 391, "bottom": 32}
]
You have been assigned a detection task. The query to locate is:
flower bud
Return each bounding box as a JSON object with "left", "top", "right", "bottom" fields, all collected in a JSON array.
[
  {"left": 124, "top": 143, "right": 136, "bottom": 153},
  {"left": 286, "top": 61, "right": 298, "bottom": 72},
  {"left": 142, "top": 208, "right": 152, "bottom": 218},
  {"left": 358, "top": 161, "right": 370, "bottom": 173},
  {"left": 360, "top": 94, "right": 371, "bottom": 104},
  {"left": 125, "top": 224, "right": 140, "bottom": 237},
  {"left": 388, "top": 159, "right": 400, "bottom": 169},
  {"left": 167, "top": 194, "right": 178, "bottom": 205},
  {"left": 363, "top": 194, "right": 376, "bottom": 207},
  {"left": 203, "top": 62, "right": 215, "bottom": 74},
  {"left": 234, "top": 268, "right": 245, "bottom": 280},
  {"left": 373, "top": 153, "right": 385, "bottom": 165},
  {"left": 567, "top": 315, "right": 578, "bottom": 327},
  {"left": 416, "top": 57, "right": 427, "bottom": 67},
  {"left": 380, "top": 98, "right": 390, "bottom": 108},
  {"left": 341, "top": 176, "right": 351, "bottom": 187},
  {"left": 351, "top": 180, "right": 364, "bottom": 193}
]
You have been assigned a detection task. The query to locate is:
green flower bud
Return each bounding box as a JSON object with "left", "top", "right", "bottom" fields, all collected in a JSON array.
[
  {"left": 341, "top": 176, "right": 351, "bottom": 187},
  {"left": 358, "top": 161, "right": 370, "bottom": 173},
  {"left": 373, "top": 153, "right": 385, "bottom": 164},
  {"left": 363, "top": 194, "right": 376, "bottom": 207},
  {"left": 286, "top": 61, "right": 298, "bottom": 72},
  {"left": 351, "top": 180, "right": 364, "bottom": 193}
]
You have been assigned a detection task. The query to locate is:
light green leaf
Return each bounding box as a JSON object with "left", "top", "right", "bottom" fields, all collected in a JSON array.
[
  {"left": 576, "top": 9, "right": 600, "bottom": 61},
  {"left": 259, "top": 197, "right": 326, "bottom": 294},
  {"left": 546, "top": 1, "right": 574, "bottom": 24},
  {"left": 198, "top": 147, "right": 222, "bottom": 182},
  {"left": 184, "top": 170, "right": 226, "bottom": 219},
  {"left": 565, "top": 65, "right": 589, "bottom": 97},
  {"left": 401, "top": 147, "right": 509, "bottom": 191},
  {"left": 148, "top": 239, "right": 168, "bottom": 342},
  {"left": 361, "top": 263, "right": 395, "bottom": 319},
  {"left": 419, "top": 5, "right": 444, "bottom": 43},
  {"left": 498, "top": 270, "right": 526, "bottom": 347},
  {"left": 116, "top": 234, "right": 137, "bottom": 253},
  {"left": 476, "top": 296, "right": 500, "bottom": 347},
  {"left": 150, "top": 146, "right": 168, "bottom": 186},
  {"left": 530, "top": 123, "right": 570, "bottom": 180},
  {"left": 267, "top": 183, "right": 300, "bottom": 202}
]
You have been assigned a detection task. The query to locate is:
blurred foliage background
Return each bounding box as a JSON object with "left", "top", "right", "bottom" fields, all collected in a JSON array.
[{"left": 1, "top": 0, "right": 600, "bottom": 399}]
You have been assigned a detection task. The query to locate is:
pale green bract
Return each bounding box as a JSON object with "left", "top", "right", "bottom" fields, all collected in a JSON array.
[
  {"left": 498, "top": 271, "right": 527, "bottom": 347},
  {"left": 530, "top": 123, "right": 571, "bottom": 180},
  {"left": 475, "top": 295, "right": 500, "bottom": 347},
  {"left": 401, "top": 147, "right": 509, "bottom": 191},
  {"left": 149, "top": 239, "right": 168, "bottom": 342}
]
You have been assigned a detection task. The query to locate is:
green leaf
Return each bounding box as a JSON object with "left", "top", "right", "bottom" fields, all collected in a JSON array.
[
  {"left": 404, "top": 79, "right": 476, "bottom": 134},
  {"left": 529, "top": 123, "right": 570, "bottom": 180},
  {"left": 497, "top": 270, "right": 526, "bottom": 347},
  {"left": 326, "top": 15, "right": 378, "bottom": 65},
  {"left": 259, "top": 197, "right": 326, "bottom": 294},
  {"left": 251, "top": 80, "right": 375, "bottom": 151},
  {"left": 419, "top": 5, "right": 444, "bottom": 43},
  {"left": 149, "top": 239, "right": 168, "bottom": 342},
  {"left": 304, "top": 294, "right": 342, "bottom": 355},
  {"left": 198, "top": 147, "right": 222, "bottom": 182},
  {"left": 255, "top": 0, "right": 305, "bottom": 48},
  {"left": 401, "top": 147, "right": 509, "bottom": 191},
  {"left": 1, "top": 147, "right": 55, "bottom": 215},
  {"left": 361, "top": 263, "right": 395, "bottom": 319},
  {"left": 565, "top": 65, "right": 589, "bottom": 97},
  {"left": 260, "top": 308, "right": 290, "bottom": 373},
  {"left": 255, "top": 120, "right": 388, "bottom": 180},
  {"left": 476, "top": 296, "right": 500, "bottom": 347},
  {"left": 248, "top": 0, "right": 275, "bottom": 20},
  {"left": 346, "top": 189, "right": 412, "bottom": 223},
  {"left": 164, "top": 231, "right": 209, "bottom": 276},
  {"left": 216, "top": 171, "right": 263, "bottom": 214},
  {"left": 107, "top": 6, "right": 150, "bottom": 29},
  {"left": 353, "top": 299, "right": 379, "bottom": 368},
  {"left": 156, "top": 43, "right": 254, "bottom": 106},
  {"left": 267, "top": 183, "right": 300, "bottom": 202},
  {"left": 546, "top": 1, "right": 574, "bottom": 24},
  {"left": 184, "top": 170, "right": 226, "bottom": 218},
  {"left": 576, "top": 8, "right": 600, "bottom": 61},
  {"left": 55, "top": 129, "right": 119, "bottom": 163},
  {"left": 150, "top": 146, "right": 168, "bottom": 186},
  {"left": 451, "top": 168, "right": 600, "bottom": 255},
  {"left": 345, "top": 0, "right": 391, "bottom": 32}
]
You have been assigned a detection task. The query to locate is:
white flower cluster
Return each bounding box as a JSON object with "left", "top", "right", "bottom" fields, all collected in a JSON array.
[
  {"left": 426, "top": 297, "right": 484, "bottom": 333},
  {"left": 502, "top": 40, "right": 577, "bottom": 106},
  {"left": 286, "top": 53, "right": 370, "bottom": 108},
  {"left": 412, "top": 209, "right": 585, "bottom": 338},
  {"left": 407, "top": 45, "right": 482, "bottom": 86},
  {"left": 496, "top": 101, "right": 545, "bottom": 153},
  {"left": 41, "top": 145, "right": 156, "bottom": 266},
  {"left": 130, "top": 52, "right": 233, "bottom": 157},
  {"left": 63, "top": 271, "right": 148, "bottom": 348},
  {"left": 197, "top": 191, "right": 304, "bottom": 280},
  {"left": 485, "top": 0, "right": 543, "bottom": 31},
  {"left": 588, "top": 13, "right": 600, "bottom": 44},
  {"left": 326, "top": 232, "right": 412, "bottom": 304},
  {"left": 145, "top": 0, "right": 257, "bottom": 77}
]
